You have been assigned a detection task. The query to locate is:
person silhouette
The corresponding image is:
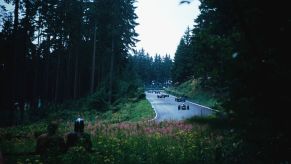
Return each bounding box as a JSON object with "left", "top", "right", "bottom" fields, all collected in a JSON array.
[
  {"left": 65, "top": 117, "right": 92, "bottom": 152},
  {"left": 36, "top": 121, "right": 66, "bottom": 163}
]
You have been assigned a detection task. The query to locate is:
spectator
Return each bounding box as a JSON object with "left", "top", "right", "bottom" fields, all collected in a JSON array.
[
  {"left": 37, "top": 98, "right": 42, "bottom": 110},
  {"left": 36, "top": 121, "right": 66, "bottom": 163},
  {"left": 65, "top": 117, "right": 92, "bottom": 152},
  {"left": 14, "top": 101, "right": 20, "bottom": 125}
]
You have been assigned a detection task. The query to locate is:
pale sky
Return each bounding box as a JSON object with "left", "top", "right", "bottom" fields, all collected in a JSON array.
[{"left": 135, "top": 0, "right": 200, "bottom": 57}]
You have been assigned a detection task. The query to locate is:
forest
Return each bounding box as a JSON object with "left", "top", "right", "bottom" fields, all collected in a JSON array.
[
  {"left": 0, "top": 0, "right": 290, "bottom": 163},
  {"left": 0, "top": 0, "right": 173, "bottom": 115},
  {"left": 174, "top": 0, "right": 290, "bottom": 132},
  {"left": 171, "top": 0, "right": 290, "bottom": 162},
  {"left": 0, "top": 0, "right": 139, "bottom": 106}
]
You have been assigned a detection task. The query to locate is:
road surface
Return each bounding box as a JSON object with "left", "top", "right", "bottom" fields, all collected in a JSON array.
[{"left": 146, "top": 91, "right": 215, "bottom": 122}]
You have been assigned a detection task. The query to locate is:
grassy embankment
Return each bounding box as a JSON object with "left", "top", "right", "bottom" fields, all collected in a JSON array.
[
  {"left": 165, "top": 79, "right": 218, "bottom": 108},
  {"left": 0, "top": 89, "right": 251, "bottom": 164}
]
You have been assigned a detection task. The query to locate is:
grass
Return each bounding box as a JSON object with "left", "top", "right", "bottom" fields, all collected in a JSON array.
[
  {"left": 1, "top": 117, "right": 250, "bottom": 164},
  {"left": 100, "top": 99, "right": 155, "bottom": 123},
  {"left": 0, "top": 97, "right": 156, "bottom": 164},
  {"left": 0, "top": 90, "right": 271, "bottom": 163}
]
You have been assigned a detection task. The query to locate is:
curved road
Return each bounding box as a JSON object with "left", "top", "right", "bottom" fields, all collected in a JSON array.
[{"left": 146, "top": 91, "right": 215, "bottom": 122}]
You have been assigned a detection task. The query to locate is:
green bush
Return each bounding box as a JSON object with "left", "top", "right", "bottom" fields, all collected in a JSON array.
[
  {"left": 62, "top": 147, "right": 93, "bottom": 164},
  {"left": 83, "top": 88, "right": 108, "bottom": 112}
]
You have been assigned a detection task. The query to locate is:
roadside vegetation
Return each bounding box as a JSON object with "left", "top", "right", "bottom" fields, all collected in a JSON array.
[
  {"left": 0, "top": 90, "right": 155, "bottom": 163},
  {"left": 0, "top": 87, "right": 283, "bottom": 164},
  {"left": 1, "top": 110, "right": 251, "bottom": 164},
  {"left": 165, "top": 79, "right": 218, "bottom": 108}
]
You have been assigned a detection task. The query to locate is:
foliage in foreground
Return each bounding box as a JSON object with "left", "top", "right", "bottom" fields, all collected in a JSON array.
[{"left": 1, "top": 119, "right": 255, "bottom": 164}]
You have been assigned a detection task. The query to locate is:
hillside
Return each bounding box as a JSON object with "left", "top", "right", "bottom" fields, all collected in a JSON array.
[{"left": 165, "top": 79, "right": 218, "bottom": 108}]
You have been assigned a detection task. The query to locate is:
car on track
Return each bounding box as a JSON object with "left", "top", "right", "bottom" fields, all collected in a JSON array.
[
  {"left": 175, "top": 96, "right": 186, "bottom": 102},
  {"left": 163, "top": 94, "right": 169, "bottom": 97},
  {"left": 154, "top": 91, "right": 160, "bottom": 94},
  {"left": 157, "top": 94, "right": 169, "bottom": 98},
  {"left": 178, "top": 103, "right": 189, "bottom": 110}
]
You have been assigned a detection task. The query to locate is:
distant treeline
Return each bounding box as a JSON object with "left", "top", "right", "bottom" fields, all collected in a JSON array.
[{"left": 130, "top": 49, "right": 172, "bottom": 88}]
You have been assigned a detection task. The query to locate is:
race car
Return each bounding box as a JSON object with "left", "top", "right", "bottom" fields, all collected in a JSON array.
[
  {"left": 175, "top": 96, "right": 186, "bottom": 102},
  {"left": 178, "top": 103, "right": 189, "bottom": 110},
  {"left": 157, "top": 94, "right": 165, "bottom": 98},
  {"left": 154, "top": 91, "right": 160, "bottom": 94},
  {"left": 163, "top": 94, "right": 169, "bottom": 97},
  {"left": 157, "top": 94, "right": 169, "bottom": 98}
]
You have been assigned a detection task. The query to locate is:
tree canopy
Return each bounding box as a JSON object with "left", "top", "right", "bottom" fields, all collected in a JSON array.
[{"left": 0, "top": 0, "right": 139, "bottom": 111}]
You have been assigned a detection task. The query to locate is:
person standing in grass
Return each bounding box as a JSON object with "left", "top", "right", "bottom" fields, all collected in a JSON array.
[
  {"left": 65, "top": 117, "right": 92, "bottom": 152},
  {"left": 36, "top": 121, "right": 66, "bottom": 163}
]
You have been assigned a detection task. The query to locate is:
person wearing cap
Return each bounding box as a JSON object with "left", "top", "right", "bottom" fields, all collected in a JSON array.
[{"left": 65, "top": 117, "right": 92, "bottom": 152}]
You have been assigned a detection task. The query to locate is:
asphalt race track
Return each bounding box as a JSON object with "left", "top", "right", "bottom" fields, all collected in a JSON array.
[{"left": 146, "top": 91, "right": 214, "bottom": 122}]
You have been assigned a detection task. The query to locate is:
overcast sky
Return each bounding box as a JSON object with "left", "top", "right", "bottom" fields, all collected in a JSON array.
[{"left": 135, "top": 0, "right": 200, "bottom": 57}]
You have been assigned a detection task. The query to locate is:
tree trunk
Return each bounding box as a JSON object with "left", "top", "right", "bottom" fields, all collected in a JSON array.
[
  {"left": 90, "top": 25, "right": 97, "bottom": 94},
  {"left": 32, "top": 53, "right": 39, "bottom": 106},
  {"left": 33, "top": 9, "right": 42, "bottom": 103},
  {"left": 66, "top": 46, "right": 72, "bottom": 100},
  {"left": 13, "top": 0, "right": 19, "bottom": 31},
  {"left": 44, "top": 35, "right": 50, "bottom": 101},
  {"left": 73, "top": 52, "right": 79, "bottom": 99},
  {"left": 73, "top": 0, "right": 83, "bottom": 99},
  {"left": 109, "top": 35, "right": 114, "bottom": 104},
  {"left": 54, "top": 53, "right": 61, "bottom": 102},
  {"left": 12, "top": 0, "right": 20, "bottom": 103}
]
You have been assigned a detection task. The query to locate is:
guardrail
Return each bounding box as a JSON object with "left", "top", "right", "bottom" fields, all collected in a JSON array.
[{"left": 186, "top": 101, "right": 219, "bottom": 117}]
